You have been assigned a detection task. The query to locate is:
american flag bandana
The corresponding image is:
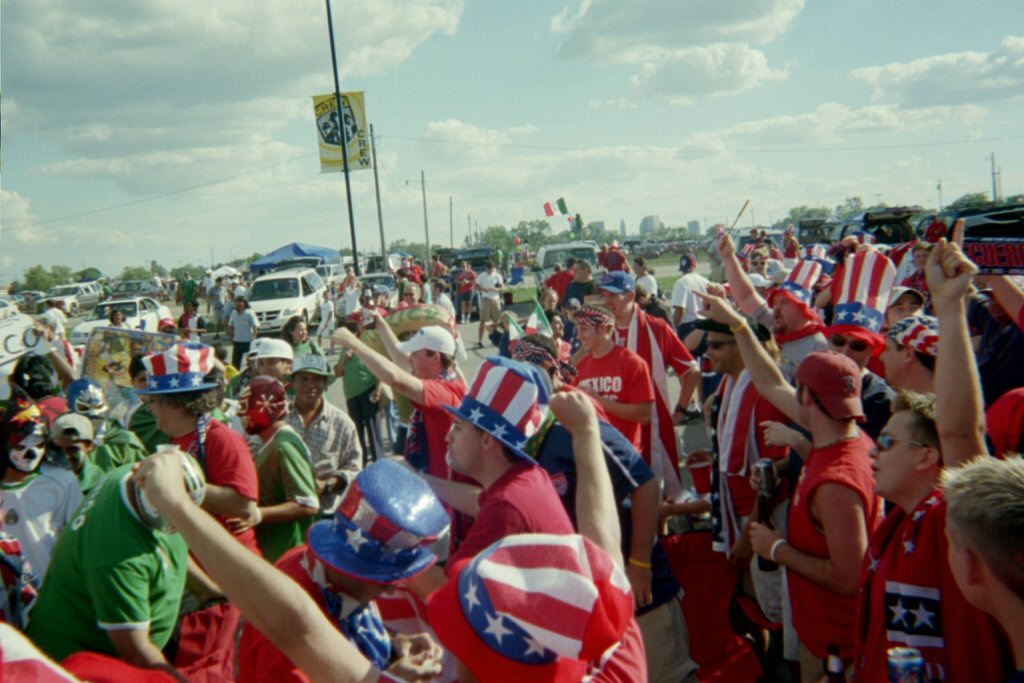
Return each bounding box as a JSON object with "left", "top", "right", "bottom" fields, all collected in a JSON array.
[
  {"left": 573, "top": 306, "right": 611, "bottom": 327},
  {"left": 456, "top": 534, "right": 632, "bottom": 664},
  {"left": 888, "top": 315, "right": 939, "bottom": 357}
]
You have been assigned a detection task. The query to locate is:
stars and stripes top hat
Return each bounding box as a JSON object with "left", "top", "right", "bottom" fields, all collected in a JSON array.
[
  {"left": 307, "top": 459, "right": 449, "bottom": 584},
  {"left": 426, "top": 533, "right": 634, "bottom": 683},
  {"left": 888, "top": 314, "right": 939, "bottom": 357},
  {"left": 769, "top": 259, "right": 822, "bottom": 319},
  {"left": 139, "top": 342, "right": 218, "bottom": 394},
  {"left": 829, "top": 249, "right": 897, "bottom": 337},
  {"left": 443, "top": 357, "right": 550, "bottom": 461}
]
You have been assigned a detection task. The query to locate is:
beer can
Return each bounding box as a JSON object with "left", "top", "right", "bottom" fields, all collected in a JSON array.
[{"left": 887, "top": 647, "right": 925, "bottom": 682}]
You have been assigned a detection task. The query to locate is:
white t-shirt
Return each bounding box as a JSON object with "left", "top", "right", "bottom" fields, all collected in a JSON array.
[
  {"left": 0, "top": 465, "right": 82, "bottom": 581},
  {"left": 319, "top": 299, "right": 335, "bottom": 323},
  {"left": 476, "top": 271, "right": 504, "bottom": 301},
  {"left": 671, "top": 273, "right": 710, "bottom": 325},
  {"left": 636, "top": 273, "right": 659, "bottom": 298}
]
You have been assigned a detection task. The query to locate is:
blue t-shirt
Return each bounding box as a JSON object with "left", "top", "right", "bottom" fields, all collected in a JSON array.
[{"left": 535, "top": 419, "right": 679, "bottom": 614}]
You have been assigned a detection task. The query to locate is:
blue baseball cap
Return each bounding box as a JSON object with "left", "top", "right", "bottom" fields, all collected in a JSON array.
[{"left": 598, "top": 271, "right": 635, "bottom": 293}]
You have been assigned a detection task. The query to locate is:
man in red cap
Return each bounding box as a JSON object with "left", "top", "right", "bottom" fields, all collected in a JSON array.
[{"left": 698, "top": 292, "right": 881, "bottom": 683}]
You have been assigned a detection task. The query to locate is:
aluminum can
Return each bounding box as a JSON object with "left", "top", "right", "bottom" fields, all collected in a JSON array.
[{"left": 887, "top": 647, "right": 925, "bottom": 682}]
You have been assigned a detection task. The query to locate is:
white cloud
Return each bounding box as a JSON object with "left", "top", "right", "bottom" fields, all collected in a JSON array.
[
  {"left": 851, "top": 35, "right": 1024, "bottom": 106},
  {"left": 629, "top": 43, "right": 788, "bottom": 103},
  {"left": 421, "top": 119, "right": 537, "bottom": 162},
  {"left": 0, "top": 191, "right": 58, "bottom": 247},
  {"left": 683, "top": 102, "right": 985, "bottom": 153},
  {"left": 552, "top": 0, "right": 801, "bottom": 101},
  {"left": 587, "top": 97, "right": 639, "bottom": 110},
  {"left": 3, "top": 1, "right": 464, "bottom": 189}
]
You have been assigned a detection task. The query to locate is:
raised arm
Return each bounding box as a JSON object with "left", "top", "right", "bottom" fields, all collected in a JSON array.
[
  {"left": 696, "top": 292, "right": 801, "bottom": 424},
  {"left": 134, "top": 451, "right": 379, "bottom": 683},
  {"left": 332, "top": 327, "right": 425, "bottom": 404},
  {"left": 719, "top": 234, "right": 768, "bottom": 316},
  {"left": 551, "top": 392, "right": 622, "bottom": 567},
  {"left": 927, "top": 233, "right": 988, "bottom": 466},
  {"left": 369, "top": 310, "right": 411, "bottom": 368}
]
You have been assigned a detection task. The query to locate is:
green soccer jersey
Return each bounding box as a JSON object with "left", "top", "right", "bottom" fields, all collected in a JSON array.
[
  {"left": 255, "top": 426, "right": 319, "bottom": 563},
  {"left": 91, "top": 423, "right": 149, "bottom": 473},
  {"left": 26, "top": 466, "right": 188, "bottom": 662}
]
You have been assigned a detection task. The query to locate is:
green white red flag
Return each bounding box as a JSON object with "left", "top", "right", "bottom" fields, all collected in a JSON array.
[{"left": 543, "top": 197, "right": 568, "bottom": 217}]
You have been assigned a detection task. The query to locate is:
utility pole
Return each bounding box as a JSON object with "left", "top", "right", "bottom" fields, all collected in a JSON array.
[
  {"left": 370, "top": 124, "right": 387, "bottom": 263},
  {"left": 449, "top": 195, "right": 454, "bottom": 249},
  {"left": 420, "top": 171, "right": 432, "bottom": 266},
  {"left": 467, "top": 213, "right": 472, "bottom": 247},
  {"left": 937, "top": 179, "right": 943, "bottom": 211},
  {"left": 991, "top": 153, "right": 1000, "bottom": 203}
]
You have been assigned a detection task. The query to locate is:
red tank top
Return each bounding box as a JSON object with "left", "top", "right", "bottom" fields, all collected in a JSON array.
[{"left": 788, "top": 431, "right": 880, "bottom": 660}]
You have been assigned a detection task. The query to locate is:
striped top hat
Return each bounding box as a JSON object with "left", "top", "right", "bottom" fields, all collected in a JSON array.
[
  {"left": 307, "top": 459, "right": 449, "bottom": 584},
  {"left": 443, "top": 357, "right": 550, "bottom": 461},
  {"left": 426, "top": 533, "right": 634, "bottom": 683},
  {"left": 140, "top": 342, "right": 217, "bottom": 394},
  {"left": 831, "top": 249, "right": 897, "bottom": 335},
  {"left": 770, "top": 259, "right": 823, "bottom": 319}
]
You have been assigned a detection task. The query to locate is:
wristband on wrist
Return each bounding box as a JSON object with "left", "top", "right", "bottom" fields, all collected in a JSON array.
[
  {"left": 729, "top": 319, "right": 749, "bottom": 334},
  {"left": 252, "top": 507, "right": 263, "bottom": 527},
  {"left": 769, "top": 538, "right": 787, "bottom": 563},
  {"left": 628, "top": 557, "right": 652, "bottom": 570}
]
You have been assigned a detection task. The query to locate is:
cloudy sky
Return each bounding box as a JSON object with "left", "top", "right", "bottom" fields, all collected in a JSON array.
[{"left": 2, "top": 0, "right": 1023, "bottom": 280}]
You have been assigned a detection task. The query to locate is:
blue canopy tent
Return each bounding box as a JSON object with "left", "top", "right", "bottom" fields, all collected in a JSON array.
[{"left": 249, "top": 242, "right": 339, "bottom": 275}]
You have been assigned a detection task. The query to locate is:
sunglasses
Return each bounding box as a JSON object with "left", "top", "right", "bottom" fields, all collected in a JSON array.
[
  {"left": 829, "top": 334, "right": 870, "bottom": 353},
  {"left": 876, "top": 434, "right": 931, "bottom": 451},
  {"left": 706, "top": 340, "right": 737, "bottom": 350}
]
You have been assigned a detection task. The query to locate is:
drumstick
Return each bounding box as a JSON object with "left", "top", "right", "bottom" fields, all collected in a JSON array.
[{"left": 729, "top": 199, "right": 751, "bottom": 231}]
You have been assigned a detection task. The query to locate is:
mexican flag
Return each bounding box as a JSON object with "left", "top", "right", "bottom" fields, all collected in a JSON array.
[
  {"left": 543, "top": 197, "right": 568, "bottom": 217},
  {"left": 525, "top": 301, "right": 553, "bottom": 337},
  {"left": 507, "top": 315, "right": 526, "bottom": 342}
]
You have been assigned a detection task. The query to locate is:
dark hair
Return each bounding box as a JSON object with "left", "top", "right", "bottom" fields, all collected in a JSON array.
[
  {"left": 282, "top": 316, "right": 305, "bottom": 345},
  {"left": 486, "top": 261, "right": 495, "bottom": 269},
  {"left": 129, "top": 354, "right": 148, "bottom": 380},
  {"left": 213, "top": 344, "right": 230, "bottom": 363},
  {"left": 10, "top": 355, "right": 60, "bottom": 400},
  {"left": 432, "top": 279, "right": 449, "bottom": 293},
  {"left": 154, "top": 388, "right": 219, "bottom": 416},
  {"left": 634, "top": 257, "right": 646, "bottom": 267},
  {"left": 565, "top": 257, "right": 577, "bottom": 268}
]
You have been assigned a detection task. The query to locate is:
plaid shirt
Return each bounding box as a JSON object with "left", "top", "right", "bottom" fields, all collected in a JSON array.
[{"left": 287, "top": 399, "right": 362, "bottom": 513}]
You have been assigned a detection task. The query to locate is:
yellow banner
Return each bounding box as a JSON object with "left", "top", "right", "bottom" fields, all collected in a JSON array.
[{"left": 312, "top": 91, "right": 371, "bottom": 173}]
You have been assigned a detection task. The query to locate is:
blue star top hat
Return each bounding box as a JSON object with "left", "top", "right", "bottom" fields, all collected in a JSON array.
[
  {"left": 443, "top": 357, "right": 550, "bottom": 461},
  {"left": 307, "top": 459, "right": 449, "bottom": 584},
  {"left": 139, "top": 342, "right": 219, "bottom": 394},
  {"left": 829, "top": 249, "right": 897, "bottom": 337}
]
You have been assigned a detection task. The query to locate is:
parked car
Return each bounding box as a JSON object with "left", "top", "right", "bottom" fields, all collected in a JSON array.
[
  {"left": 336, "top": 272, "right": 398, "bottom": 316},
  {"left": 826, "top": 206, "right": 923, "bottom": 244},
  {"left": 247, "top": 267, "right": 327, "bottom": 334},
  {"left": 68, "top": 297, "right": 173, "bottom": 346},
  {"left": 36, "top": 283, "right": 100, "bottom": 315},
  {"left": 316, "top": 263, "right": 346, "bottom": 292},
  {"left": 110, "top": 279, "right": 164, "bottom": 300},
  {"left": 0, "top": 299, "right": 18, "bottom": 321},
  {"left": 532, "top": 242, "right": 604, "bottom": 295}
]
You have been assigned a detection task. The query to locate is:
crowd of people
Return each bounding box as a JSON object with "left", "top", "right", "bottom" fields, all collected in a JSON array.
[{"left": 1, "top": 225, "right": 1023, "bottom": 683}]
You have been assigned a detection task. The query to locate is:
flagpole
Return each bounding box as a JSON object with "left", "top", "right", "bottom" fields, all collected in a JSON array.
[
  {"left": 370, "top": 124, "right": 387, "bottom": 265},
  {"left": 324, "top": 0, "right": 361, "bottom": 276}
]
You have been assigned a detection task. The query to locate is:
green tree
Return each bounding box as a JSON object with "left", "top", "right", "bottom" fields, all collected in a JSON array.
[
  {"left": 947, "top": 192, "right": 992, "bottom": 211},
  {"left": 150, "top": 261, "right": 168, "bottom": 277},
  {"left": 775, "top": 205, "right": 831, "bottom": 229},
  {"left": 23, "top": 265, "right": 55, "bottom": 292},
  {"left": 511, "top": 219, "right": 551, "bottom": 252},
  {"left": 834, "top": 197, "right": 866, "bottom": 220},
  {"left": 74, "top": 266, "right": 104, "bottom": 281},
  {"left": 478, "top": 226, "right": 513, "bottom": 255},
  {"left": 50, "top": 266, "right": 73, "bottom": 286},
  {"left": 121, "top": 266, "right": 152, "bottom": 281}
]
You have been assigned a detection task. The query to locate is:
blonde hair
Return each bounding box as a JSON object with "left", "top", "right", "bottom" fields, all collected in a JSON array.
[
  {"left": 943, "top": 455, "right": 1024, "bottom": 598},
  {"left": 892, "top": 391, "right": 938, "bottom": 447}
]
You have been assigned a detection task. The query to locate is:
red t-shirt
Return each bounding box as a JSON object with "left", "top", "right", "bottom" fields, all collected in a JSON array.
[
  {"left": 409, "top": 374, "right": 467, "bottom": 481},
  {"left": 590, "top": 618, "right": 648, "bottom": 682},
  {"left": 448, "top": 462, "right": 574, "bottom": 566},
  {"left": 576, "top": 346, "right": 654, "bottom": 450},
  {"left": 238, "top": 547, "right": 324, "bottom": 683},
  {"left": 854, "top": 491, "right": 1013, "bottom": 683},
  {"left": 605, "top": 249, "right": 629, "bottom": 272},
  {"left": 788, "top": 431, "right": 881, "bottom": 660},
  {"left": 456, "top": 270, "right": 477, "bottom": 295},
  {"left": 544, "top": 270, "right": 574, "bottom": 301},
  {"left": 173, "top": 419, "right": 261, "bottom": 555}
]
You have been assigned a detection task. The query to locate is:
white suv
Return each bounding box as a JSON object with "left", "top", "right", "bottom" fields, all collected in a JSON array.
[{"left": 246, "top": 267, "right": 327, "bottom": 334}]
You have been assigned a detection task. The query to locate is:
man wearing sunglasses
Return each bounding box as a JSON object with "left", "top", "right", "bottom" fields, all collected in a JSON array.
[
  {"left": 851, "top": 237, "right": 1013, "bottom": 682},
  {"left": 824, "top": 330, "right": 894, "bottom": 440}
]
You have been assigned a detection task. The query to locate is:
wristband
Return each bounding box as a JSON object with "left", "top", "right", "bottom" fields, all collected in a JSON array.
[
  {"left": 628, "top": 557, "right": 652, "bottom": 570},
  {"left": 252, "top": 507, "right": 263, "bottom": 527},
  {"left": 769, "top": 538, "right": 787, "bottom": 563},
  {"left": 729, "top": 319, "right": 749, "bottom": 334}
]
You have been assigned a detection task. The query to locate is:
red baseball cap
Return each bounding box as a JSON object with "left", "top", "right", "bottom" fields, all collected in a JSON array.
[{"left": 795, "top": 351, "right": 864, "bottom": 422}]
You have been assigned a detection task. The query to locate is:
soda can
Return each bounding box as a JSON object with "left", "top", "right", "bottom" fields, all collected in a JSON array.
[{"left": 887, "top": 647, "right": 925, "bottom": 682}]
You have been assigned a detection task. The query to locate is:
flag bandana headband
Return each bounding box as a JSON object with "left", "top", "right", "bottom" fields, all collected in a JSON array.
[
  {"left": 511, "top": 340, "right": 578, "bottom": 380},
  {"left": 574, "top": 307, "right": 611, "bottom": 327},
  {"left": 888, "top": 315, "right": 939, "bottom": 357}
]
